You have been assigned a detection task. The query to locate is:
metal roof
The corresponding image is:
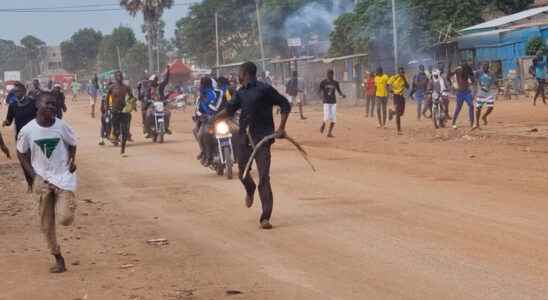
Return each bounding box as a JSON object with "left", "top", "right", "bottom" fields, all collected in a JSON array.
[
  {"left": 461, "top": 6, "right": 548, "bottom": 32},
  {"left": 310, "top": 53, "right": 368, "bottom": 64}
]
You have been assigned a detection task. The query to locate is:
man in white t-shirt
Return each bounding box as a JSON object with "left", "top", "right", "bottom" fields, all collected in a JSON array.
[{"left": 16, "top": 92, "right": 78, "bottom": 274}]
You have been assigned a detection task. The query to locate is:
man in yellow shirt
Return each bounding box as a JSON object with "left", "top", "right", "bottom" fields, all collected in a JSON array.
[
  {"left": 374, "top": 67, "right": 390, "bottom": 128},
  {"left": 388, "top": 67, "right": 410, "bottom": 134}
]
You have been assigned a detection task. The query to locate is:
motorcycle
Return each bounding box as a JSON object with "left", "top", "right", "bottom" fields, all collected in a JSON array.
[
  {"left": 210, "top": 120, "right": 237, "bottom": 180},
  {"left": 150, "top": 100, "right": 166, "bottom": 143},
  {"left": 432, "top": 90, "right": 448, "bottom": 129}
]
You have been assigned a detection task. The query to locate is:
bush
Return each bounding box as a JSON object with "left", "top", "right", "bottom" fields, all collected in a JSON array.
[{"left": 526, "top": 37, "right": 546, "bottom": 56}]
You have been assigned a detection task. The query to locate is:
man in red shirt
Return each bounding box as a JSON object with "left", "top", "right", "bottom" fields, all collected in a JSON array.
[{"left": 363, "top": 72, "right": 376, "bottom": 118}]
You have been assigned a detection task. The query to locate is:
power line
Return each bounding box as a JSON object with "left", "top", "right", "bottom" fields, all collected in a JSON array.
[{"left": 0, "top": 1, "right": 199, "bottom": 13}]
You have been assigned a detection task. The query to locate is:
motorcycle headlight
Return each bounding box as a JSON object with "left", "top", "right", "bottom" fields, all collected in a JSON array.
[{"left": 216, "top": 121, "right": 230, "bottom": 135}]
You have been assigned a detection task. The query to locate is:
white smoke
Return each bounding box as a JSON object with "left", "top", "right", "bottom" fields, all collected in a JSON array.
[{"left": 283, "top": 0, "right": 355, "bottom": 42}]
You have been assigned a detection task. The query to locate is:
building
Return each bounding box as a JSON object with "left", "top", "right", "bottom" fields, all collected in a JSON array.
[
  {"left": 39, "top": 46, "right": 63, "bottom": 75},
  {"left": 452, "top": 6, "right": 548, "bottom": 78}
]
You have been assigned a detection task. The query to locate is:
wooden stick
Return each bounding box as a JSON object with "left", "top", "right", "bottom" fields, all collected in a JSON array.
[{"left": 241, "top": 134, "right": 316, "bottom": 179}]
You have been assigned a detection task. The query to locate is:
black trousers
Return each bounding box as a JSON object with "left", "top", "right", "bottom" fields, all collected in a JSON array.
[
  {"left": 112, "top": 112, "right": 130, "bottom": 153},
  {"left": 238, "top": 140, "right": 273, "bottom": 222}
]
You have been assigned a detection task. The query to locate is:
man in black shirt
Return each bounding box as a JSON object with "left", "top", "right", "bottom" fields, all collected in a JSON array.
[
  {"left": 214, "top": 62, "right": 291, "bottom": 230},
  {"left": 28, "top": 79, "right": 43, "bottom": 99},
  {"left": 3, "top": 81, "right": 38, "bottom": 189},
  {"left": 52, "top": 84, "right": 67, "bottom": 119},
  {"left": 319, "top": 70, "right": 346, "bottom": 137}
]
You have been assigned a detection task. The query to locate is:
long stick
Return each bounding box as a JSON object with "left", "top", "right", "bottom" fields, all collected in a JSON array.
[{"left": 241, "top": 134, "right": 316, "bottom": 179}]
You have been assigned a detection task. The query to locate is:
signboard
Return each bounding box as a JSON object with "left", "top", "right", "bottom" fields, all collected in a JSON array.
[
  {"left": 287, "top": 38, "right": 302, "bottom": 47},
  {"left": 4, "top": 71, "right": 21, "bottom": 81}
]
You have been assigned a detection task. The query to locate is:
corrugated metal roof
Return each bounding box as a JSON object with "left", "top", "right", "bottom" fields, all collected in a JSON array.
[{"left": 461, "top": 6, "right": 548, "bottom": 32}]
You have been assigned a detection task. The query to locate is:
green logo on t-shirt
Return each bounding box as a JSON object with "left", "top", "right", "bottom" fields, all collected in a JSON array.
[{"left": 34, "top": 138, "right": 60, "bottom": 159}]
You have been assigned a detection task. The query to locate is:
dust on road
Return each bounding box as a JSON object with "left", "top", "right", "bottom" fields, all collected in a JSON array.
[{"left": 1, "top": 98, "right": 548, "bottom": 299}]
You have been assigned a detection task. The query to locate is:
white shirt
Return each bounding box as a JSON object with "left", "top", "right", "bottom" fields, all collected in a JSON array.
[{"left": 17, "top": 118, "right": 78, "bottom": 191}]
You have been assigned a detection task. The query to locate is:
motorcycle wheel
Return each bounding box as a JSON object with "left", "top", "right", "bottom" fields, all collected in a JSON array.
[{"left": 223, "top": 147, "right": 233, "bottom": 180}]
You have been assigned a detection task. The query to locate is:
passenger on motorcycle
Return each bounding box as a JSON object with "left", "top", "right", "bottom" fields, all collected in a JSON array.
[
  {"left": 194, "top": 77, "right": 222, "bottom": 166},
  {"left": 144, "top": 66, "right": 172, "bottom": 138}
]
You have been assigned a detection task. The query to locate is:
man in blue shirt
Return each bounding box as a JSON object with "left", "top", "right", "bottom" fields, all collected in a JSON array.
[
  {"left": 194, "top": 77, "right": 221, "bottom": 166},
  {"left": 531, "top": 50, "right": 546, "bottom": 106}
]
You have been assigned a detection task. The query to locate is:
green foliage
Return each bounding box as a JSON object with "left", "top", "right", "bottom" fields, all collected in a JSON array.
[
  {"left": 175, "top": 0, "right": 259, "bottom": 66},
  {"left": 98, "top": 26, "right": 137, "bottom": 71},
  {"left": 495, "top": 0, "right": 534, "bottom": 14},
  {"left": 0, "top": 39, "right": 27, "bottom": 79},
  {"left": 60, "top": 28, "right": 103, "bottom": 73},
  {"left": 526, "top": 36, "right": 546, "bottom": 56},
  {"left": 329, "top": 0, "right": 495, "bottom": 58},
  {"left": 174, "top": 0, "right": 354, "bottom": 65},
  {"left": 123, "top": 42, "right": 148, "bottom": 83}
]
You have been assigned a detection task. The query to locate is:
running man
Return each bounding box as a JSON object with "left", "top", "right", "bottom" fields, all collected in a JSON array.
[
  {"left": 410, "top": 65, "right": 429, "bottom": 120},
  {"left": 106, "top": 71, "right": 133, "bottom": 155},
  {"left": 374, "top": 67, "right": 390, "bottom": 128},
  {"left": 88, "top": 75, "right": 100, "bottom": 118},
  {"left": 0, "top": 130, "right": 10, "bottom": 158},
  {"left": 286, "top": 71, "right": 307, "bottom": 120},
  {"left": 388, "top": 67, "right": 410, "bottom": 134},
  {"left": 319, "top": 69, "right": 346, "bottom": 138},
  {"left": 16, "top": 92, "right": 78, "bottom": 273},
  {"left": 51, "top": 84, "right": 67, "bottom": 119},
  {"left": 474, "top": 64, "right": 496, "bottom": 129},
  {"left": 363, "top": 71, "right": 376, "bottom": 118},
  {"left": 448, "top": 62, "right": 475, "bottom": 129},
  {"left": 3, "top": 82, "right": 38, "bottom": 190},
  {"left": 213, "top": 61, "right": 291, "bottom": 230},
  {"left": 531, "top": 50, "right": 546, "bottom": 106},
  {"left": 28, "top": 79, "right": 44, "bottom": 99},
  {"left": 70, "top": 81, "right": 80, "bottom": 102}
]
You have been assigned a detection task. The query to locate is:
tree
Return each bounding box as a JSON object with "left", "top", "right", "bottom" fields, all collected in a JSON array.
[
  {"left": 21, "top": 35, "right": 46, "bottom": 77},
  {"left": 0, "top": 39, "right": 27, "bottom": 79},
  {"left": 124, "top": 42, "right": 148, "bottom": 83},
  {"left": 329, "top": 0, "right": 490, "bottom": 64},
  {"left": 61, "top": 28, "right": 103, "bottom": 73},
  {"left": 495, "top": 0, "right": 534, "bottom": 14},
  {"left": 98, "top": 26, "right": 137, "bottom": 71},
  {"left": 526, "top": 36, "right": 545, "bottom": 56},
  {"left": 119, "top": 0, "right": 174, "bottom": 73}
]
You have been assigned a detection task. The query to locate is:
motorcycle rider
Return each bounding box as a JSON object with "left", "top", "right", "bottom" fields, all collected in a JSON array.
[
  {"left": 427, "top": 69, "right": 450, "bottom": 124},
  {"left": 144, "top": 66, "right": 172, "bottom": 138},
  {"left": 194, "top": 77, "right": 222, "bottom": 166}
]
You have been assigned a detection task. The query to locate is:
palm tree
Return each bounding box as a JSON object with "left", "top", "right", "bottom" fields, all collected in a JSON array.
[{"left": 120, "top": 0, "right": 174, "bottom": 73}]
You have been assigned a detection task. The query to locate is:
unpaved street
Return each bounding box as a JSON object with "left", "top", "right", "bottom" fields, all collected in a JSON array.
[{"left": 1, "top": 97, "right": 548, "bottom": 300}]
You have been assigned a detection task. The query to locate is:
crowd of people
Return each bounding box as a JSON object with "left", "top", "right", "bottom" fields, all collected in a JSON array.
[{"left": 1, "top": 49, "right": 546, "bottom": 274}]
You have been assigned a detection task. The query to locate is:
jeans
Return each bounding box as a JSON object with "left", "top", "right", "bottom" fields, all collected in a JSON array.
[
  {"left": 453, "top": 90, "right": 474, "bottom": 126},
  {"left": 393, "top": 94, "right": 406, "bottom": 131},
  {"left": 238, "top": 139, "right": 273, "bottom": 222}
]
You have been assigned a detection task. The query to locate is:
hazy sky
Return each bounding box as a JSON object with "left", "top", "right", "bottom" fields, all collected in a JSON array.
[{"left": 0, "top": 0, "right": 200, "bottom": 45}]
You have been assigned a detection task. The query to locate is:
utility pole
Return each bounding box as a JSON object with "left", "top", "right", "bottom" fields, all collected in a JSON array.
[
  {"left": 215, "top": 12, "right": 220, "bottom": 77},
  {"left": 116, "top": 46, "right": 122, "bottom": 71},
  {"left": 157, "top": 23, "right": 161, "bottom": 73},
  {"left": 391, "top": 0, "right": 398, "bottom": 72},
  {"left": 255, "top": 0, "right": 266, "bottom": 72}
]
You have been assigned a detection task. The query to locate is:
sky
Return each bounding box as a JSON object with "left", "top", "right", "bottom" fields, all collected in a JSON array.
[{"left": 0, "top": 0, "right": 201, "bottom": 45}]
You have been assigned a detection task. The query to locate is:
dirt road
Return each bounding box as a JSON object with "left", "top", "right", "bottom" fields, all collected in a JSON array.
[{"left": 1, "top": 97, "right": 548, "bottom": 300}]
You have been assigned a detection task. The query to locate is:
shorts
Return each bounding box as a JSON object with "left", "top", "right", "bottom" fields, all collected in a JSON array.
[
  {"left": 290, "top": 94, "right": 302, "bottom": 104},
  {"left": 89, "top": 94, "right": 97, "bottom": 105},
  {"left": 323, "top": 103, "right": 336, "bottom": 122},
  {"left": 476, "top": 93, "right": 495, "bottom": 108}
]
